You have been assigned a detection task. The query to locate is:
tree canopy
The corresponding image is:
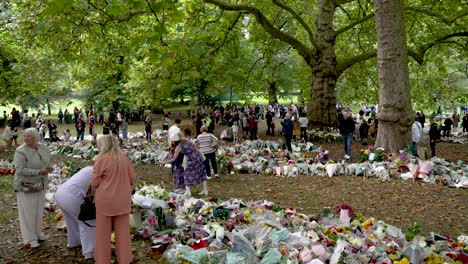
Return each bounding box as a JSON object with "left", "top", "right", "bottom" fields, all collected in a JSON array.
[{"left": 0, "top": 0, "right": 466, "bottom": 116}]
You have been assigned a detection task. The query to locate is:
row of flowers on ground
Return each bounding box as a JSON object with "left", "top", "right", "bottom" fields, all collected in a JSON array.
[
  {"left": 130, "top": 185, "right": 467, "bottom": 263},
  {"left": 2, "top": 156, "right": 465, "bottom": 263},
  {"left": 2, "top": 136, "right": 467, "bottom": 188},
  {"left": 41, "top": 170, "right": 468, "bottom": 264}
]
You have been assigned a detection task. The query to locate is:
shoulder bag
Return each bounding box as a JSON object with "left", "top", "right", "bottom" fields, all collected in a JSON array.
[{"left": 78, "top": 181, "right": 96, "bottom": 227}]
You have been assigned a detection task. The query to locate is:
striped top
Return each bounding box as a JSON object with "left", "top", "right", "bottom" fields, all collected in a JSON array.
[{"left": 197, "top": 132, "right": 218, "bottom": 154}]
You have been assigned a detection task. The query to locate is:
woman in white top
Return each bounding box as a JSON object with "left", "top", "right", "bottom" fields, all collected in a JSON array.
[
  {"left": 55, "top": 167, "right": 96, "bottom": 259},
  {"left": 298, "top": 112, "right": 309, "bottom": 141}
]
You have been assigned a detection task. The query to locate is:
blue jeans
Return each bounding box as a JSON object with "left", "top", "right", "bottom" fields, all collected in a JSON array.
[
  {"left": 77, "top": 130, "right": 84, "bottom": 141},
  {"left": 342, "top": 134, "right": 353, "bottom": 156}
]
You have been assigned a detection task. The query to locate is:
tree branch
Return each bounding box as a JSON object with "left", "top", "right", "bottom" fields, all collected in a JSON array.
[
  {"left": 333, "top": 0, "right": 356, "bottom": 5},
  {"left": 405, "top": 6, "right": 468, "bottom": 25},
  {"left": 271, "top": 0, "right": 317, "bottom": 48},
  {"left": 336, "top": 49, "right": 376, "bottom": 74},
  {"left": 420, "top": 32, "right": 468, "bottom": 53},
  {"left": 407, "top": 48, "right": 424, "bottom": 65},
  {"left": 203, "top": 9, "right": 224, "bottom": 30},
  {"left": 203, "top": 0, "right": 313, "bottom": 63},
  {"left": 209, "top": 12, "right": 242, "bottom": 54},
  {"left": 242, "top": 56, "right": 265, "bottom": 90},
  {"left": 145, "top": 0, "right": 164, "bottom": 27},
  {"left": 335, "top": 12, "right": 375, "bottom": 35},
  {"left": 337, "top": 31, "right": 468, "bottom": 72}
]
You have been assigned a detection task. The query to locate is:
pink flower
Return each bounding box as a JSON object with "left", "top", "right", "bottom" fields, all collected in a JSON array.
[{"left": 335, "top": 203, "right": 355, "bottom": 218}]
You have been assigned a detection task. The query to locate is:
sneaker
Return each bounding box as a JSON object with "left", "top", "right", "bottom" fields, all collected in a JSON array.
[
  {"left": 198, "top": 191, "right": 208, "bottom": 196},
  {"left": 344, "top": 155, "right": 350, "bottom": 160},
  {"left": 206, "top": 176, "right": 212, "bottom": 180},
  {"left": 174, "top": 189, "right": 185, "bottom": 194},
  {"left": 28, "top": 241, "right": 40, "bottom": 248},
  {"left": 214, "top": 174, "right": 220, "bottom": 178},
  {"left": 38, "top": 234, "right": 48, "bottom": 241}
]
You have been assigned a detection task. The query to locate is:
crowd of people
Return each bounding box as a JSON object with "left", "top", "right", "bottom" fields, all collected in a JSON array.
[{"left": 4, "top": 102, "right": 468, "bottom": 262}]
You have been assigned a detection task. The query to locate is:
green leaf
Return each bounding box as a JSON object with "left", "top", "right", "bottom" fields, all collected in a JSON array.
[{"left": 188, "top": 45, "right": 204, "bottom": 56}]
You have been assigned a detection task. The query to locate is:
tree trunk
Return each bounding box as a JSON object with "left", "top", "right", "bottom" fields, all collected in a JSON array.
[
  {"left": 373, "top": 0, "right": 413, "bottom": 153},
  {"left": 267, "top": 81, "right": 278, "bottom": 104},
  {"left": 307, "top": 0, "right": 338, "bottom": 129}
]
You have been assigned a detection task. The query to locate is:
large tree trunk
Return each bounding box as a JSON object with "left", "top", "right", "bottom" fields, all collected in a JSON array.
[
  {"left": 307, "top": 0, "right": 338, "bottom": 129},
  {"left": 267, "top": 81, "right": 278, "bottom": 104},
  {"left": 373, "top": 0, "right": 413, "bottom": 152}
]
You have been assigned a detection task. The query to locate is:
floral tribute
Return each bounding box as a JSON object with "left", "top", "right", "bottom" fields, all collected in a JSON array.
[
  {"left": 0, "top": 160, "right": 15, "bottom": 176},
  {"left": 125, "top": 188, "right": 468, "bottom": 264},
  {"left": 46, "top": 135, "right": 468, "bottom": 188}
]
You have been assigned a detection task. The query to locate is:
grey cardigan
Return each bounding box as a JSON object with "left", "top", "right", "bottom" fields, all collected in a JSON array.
[{"left": 13, "top": 143, "right": 51, "bottom": 192}]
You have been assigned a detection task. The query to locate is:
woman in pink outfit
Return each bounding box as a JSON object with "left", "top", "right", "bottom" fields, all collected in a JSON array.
[{"left": 92, "top": 135, "right": 135, "bottom": 264}]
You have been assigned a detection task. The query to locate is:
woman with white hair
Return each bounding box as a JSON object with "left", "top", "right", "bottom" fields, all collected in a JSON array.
[
  {"left": 13, "top": 127, "right": 52, "bottom": 248},
  {"left": 92, "top": 135, "right": 135, "bottom": 264},
  {"left": 162, "top": 132, "right": 208, "bottom": 196}
]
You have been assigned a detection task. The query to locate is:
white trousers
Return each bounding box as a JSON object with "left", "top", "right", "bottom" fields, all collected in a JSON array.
[
  {"left": 55, "top": 189, "right": 96, "bottom": 258},
  {"left": 16, "top": 191, "right": 45, "bottom": 244}
]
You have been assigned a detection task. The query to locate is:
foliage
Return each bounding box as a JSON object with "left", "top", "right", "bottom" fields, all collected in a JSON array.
[
  {"left": 0, "top": 0, "right": 466, "bottom": 114},
  {"left": 406, "top": 221, "right": 421, "bottom": 241}
]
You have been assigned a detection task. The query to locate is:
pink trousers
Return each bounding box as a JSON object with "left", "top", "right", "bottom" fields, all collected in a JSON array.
[{"left": 94, "top": 213, "right": 133, "bottom": 264}]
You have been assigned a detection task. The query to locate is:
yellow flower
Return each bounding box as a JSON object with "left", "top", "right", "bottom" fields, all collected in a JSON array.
[
  {"left": 255, "top": 208, "right": 264, "bottom": 214},
  {"left": 362, "top": 218, "right": 374, "bottom": 230},
  {"left": 425, "top": 253, "right": 445, "bottom": 264},
  {"left": 244, "top": 210, "right": 251, "bottom": 218},
  {"left": 394, "top": 257, "right": 410, "bottom": 264}
]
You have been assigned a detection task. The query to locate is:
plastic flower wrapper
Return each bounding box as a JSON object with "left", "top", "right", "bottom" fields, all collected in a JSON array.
[
  {"left": 401, "top": 243, "right": 422, "bottom": 264},
  {"left": 178, "top": 247, "right": 209, "bottom": 264},
  {"left": 374, "top": 165, "right": 390, "bottom": 181},
  {"left": 355, "top": 162, "right": 371, "bottom": 177},
  {"left": 417, "top": 161, "right": 434, "bottom": 179},
  {"left": 259, "top": 248, "right": 282, "bottom": 264},
  {"left": 227, "top": 230, "right": 257, "bottom": 262},
  {"left": 325, "top": 163, "right": 338, "bottom": 177},
  {"left": 311, "top": 243, "right": 330, "bottom": 261},
  {"left": 345, "top": 163, "right": 359, "bottom": 175},
  {"left": 270, "top": 228, "right": 291, "bottom": 243}
]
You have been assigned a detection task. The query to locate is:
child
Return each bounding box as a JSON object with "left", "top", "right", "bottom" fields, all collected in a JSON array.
[
  {"left": 232, "top": 123, "right": 239, "bottom": 142},
  {"left": 39, "top": 124, "right": 45, "bottom": 141},
  {"left": 64, "top": 129, "right": 71, "bottom": 142},
  {"left": 294, "top": 122, "right": 301, "bottom": 142},
  {"left": 2, "top": 120, "right": 16, "bottom": 151},
  {"left": 162, "top": 114, "right": 170, "bottom": 131}
]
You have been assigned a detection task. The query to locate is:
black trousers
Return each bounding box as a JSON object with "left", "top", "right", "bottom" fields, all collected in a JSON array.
[
  {"left": 284, "top": 134, "right": 292, "bottom": 152},
  {"left": 430, "top": 140, "right": 436, "bottom": 157},
  {"left": 203, "top": 152, "right": 218, "bottom": 176},
  {"left": 300, "top": 127, "right": 307, "bottom": 141}
]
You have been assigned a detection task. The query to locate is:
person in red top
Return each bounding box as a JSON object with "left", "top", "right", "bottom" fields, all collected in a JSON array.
[
  {"left": 92, "top": 135, "right": 135, "bottom": 264},
  {"left": 248, "top": 112, "right": 258, "bottom": 140}
]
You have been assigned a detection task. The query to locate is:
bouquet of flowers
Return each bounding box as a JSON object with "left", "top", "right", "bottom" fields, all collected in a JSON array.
[{"left": 136, "top": 185, "right": 170, "bottom": 201}]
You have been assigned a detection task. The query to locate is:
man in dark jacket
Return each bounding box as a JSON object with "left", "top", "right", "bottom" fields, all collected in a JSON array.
[
  {"left": 339, "top": 111, "right": 355, "bottom": 160},
  {"left": 428, "top": 117, "right": 440, "bottom": 157},
  {"left": 281, "top": 113, "right": 294, "bottom": 153},
  {"left": 265, "top": 111, "right": 274, "bottom": 136}
]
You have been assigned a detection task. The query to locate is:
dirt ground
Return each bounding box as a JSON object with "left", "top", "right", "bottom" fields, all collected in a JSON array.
[{"left": 0, "top": 117, "right": 466, "bottom": 264}]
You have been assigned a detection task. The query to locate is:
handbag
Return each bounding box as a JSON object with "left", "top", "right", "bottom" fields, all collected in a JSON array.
[
  {"left": 78, "top": 182, "right": 96, "bottom": 227},
  {"left": 21, "top": 182, "right": 43, "bottom": 192}
]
